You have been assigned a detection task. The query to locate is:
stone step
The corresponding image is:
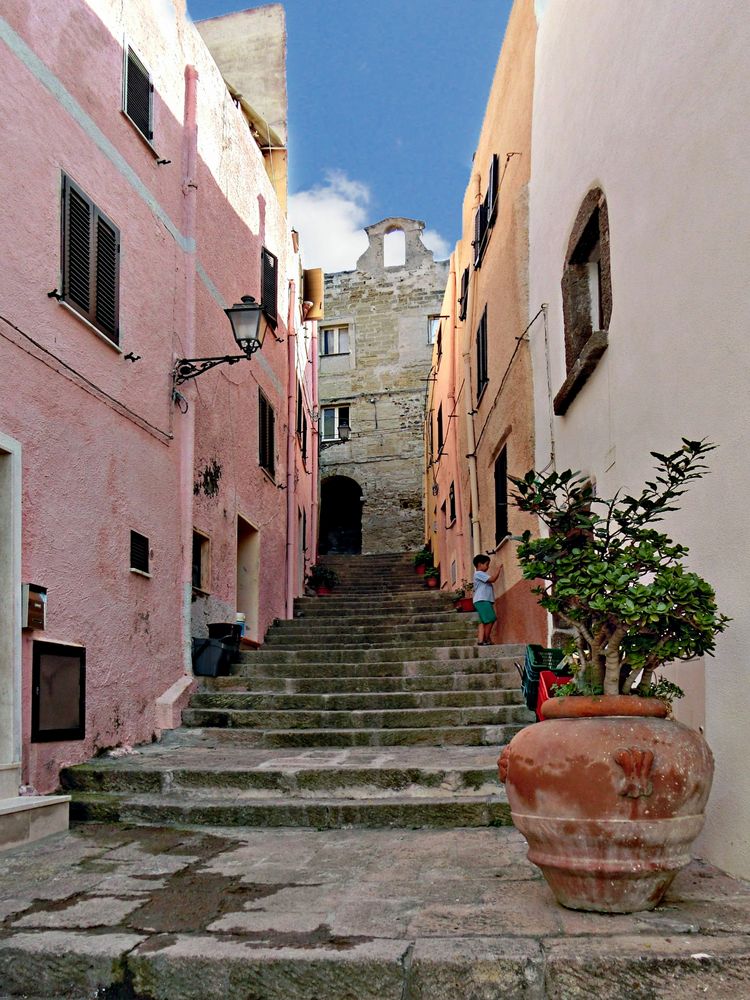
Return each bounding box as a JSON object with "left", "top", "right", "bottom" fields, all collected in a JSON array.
[
  {"left": 189, "top": 688, "right": 523, "bottom": 711},
  {"left": 293, "top": 595, "right": 454, "bottom": 612},
  {"left": 61, "top": 746, "right": 503, "bottom": 799},
  {"left": 263, "top": 627, "right": 477, "bottom": 646},
  {"left": 69, "top": 790, "right": 511, "bottom": 830},
  {"left": 168, "top": 723, "right": 528, "bottom": 748},
  {"left": 206, "top": 668, "right": 521, "bottom": 694},
  {"left": 238, "top": 646, "right": 520, "bottom": 665},
  {"left": 232, "top": 655, "right": 520, "bottom": 679},
  {"left": 275, "top": 612, "right": 476, "bottom": 631},
  {"left": 261, "top": 637, "right": 484, "bottom": 652},
  {"left": 181, "top": 703, "right": 531, "bottom": 731}
]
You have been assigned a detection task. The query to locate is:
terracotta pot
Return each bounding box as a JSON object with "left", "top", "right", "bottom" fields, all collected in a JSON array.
[
  {"left": 313, "top": 584, "right": 332, "bottom": 596},
  {"left": 415, "top": 564, "right": 427, "bottom": 576},
  {"left": 425, "top": 576, "right": 439, "bottom": 588},
  {"left": 498, "top": 695, "right": 713, "bottom": 913},
  {"left": 455, "top": 597, "right": 475, "bottom": 612}
]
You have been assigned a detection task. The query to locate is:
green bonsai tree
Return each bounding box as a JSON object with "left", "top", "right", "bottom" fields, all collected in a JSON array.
[{"left": 511, "top": 439, "right": 730, "bottom": 697}]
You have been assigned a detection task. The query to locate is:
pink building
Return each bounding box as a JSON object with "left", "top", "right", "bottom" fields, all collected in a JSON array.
[{"left": 0, "top": 0, "right": 318, "bottom": 848}]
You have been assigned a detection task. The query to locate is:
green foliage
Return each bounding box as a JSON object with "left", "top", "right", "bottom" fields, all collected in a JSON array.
[
  {"left": 307, "top": 564, "right": 339, "bottom": 589},
  {"left": 511, "top": 439, "right": 730, "bottom": 696},
  {"left": 424, "top": 566, "right": 440, "bottom": 580},
  {"left": 413, "top": 548, "right": 434, "bottom": 568}
]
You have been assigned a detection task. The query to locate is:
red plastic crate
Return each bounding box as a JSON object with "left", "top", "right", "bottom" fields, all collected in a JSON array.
[{"left": 535, "top": 669, "right": 572, "bottom": 720}]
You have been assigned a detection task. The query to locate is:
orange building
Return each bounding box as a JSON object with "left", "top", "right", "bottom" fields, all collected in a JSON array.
[{"left": 425, "top": 0, "right": 543, "bottom": 643}]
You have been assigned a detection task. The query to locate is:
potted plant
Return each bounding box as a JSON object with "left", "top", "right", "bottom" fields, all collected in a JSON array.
[
  {"left": 306, "top": 564, "right": 339, "bottom": 596},
  {"left": 498, "top": 439, "right": 730, "bottom": 913},
  {"left": 452, "top": 580, "right": 474, "bottom": 612},
  {"left": 424, "top": 566, "right": 440, "bottom": 589},
  {"left": 413, "top": 547, "right": 433, "bottom": 576}
]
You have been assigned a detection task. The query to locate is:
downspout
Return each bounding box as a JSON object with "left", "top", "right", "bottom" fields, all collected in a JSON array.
[
  {"left": 284, "top": 280, "right": 297, "bottom": 619},
  {"left": 179, "top": 65, "right": 199, "bottom": 672},
  {"left": 310, "top": 320, "right": 320, "bottom": 560}
]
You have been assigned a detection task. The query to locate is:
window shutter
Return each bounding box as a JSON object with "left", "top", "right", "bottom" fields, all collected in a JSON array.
[
  {"left": 130, "top": 530, "right": 149, "bottom": 573},
  {"left": 494, "top": 447, "right": 508, "bottom": 543},
  {"left": 259, "top": 390, "right": 275, "bottom": 477},
  {"left": 473, "top": 204, "right": 487, "bottom": 268},
  {"left": 477, "top": 308, "right": 488, "bottom": 398},
  {"left": 487, "top": 153, "right": 499, "bottom": 226},
  {"left": 261, "top": 248, "right": 278, "bottom": 329},
  {"left": 95, "top": 213, "right": 119, "bottom": 341},
  {"left": 63, "top": 178, "right": 93, "bottom": 314},
  {"left": 458, "top": 266, "right": 469, "bottom": 321},
  {"left": 126, "top": 48, "right": 153, "bottom": 140}
]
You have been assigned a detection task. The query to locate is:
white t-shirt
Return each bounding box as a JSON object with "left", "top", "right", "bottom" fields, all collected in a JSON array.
[{"left": 473, "top": 570, "right": 494, "bottom": 604}]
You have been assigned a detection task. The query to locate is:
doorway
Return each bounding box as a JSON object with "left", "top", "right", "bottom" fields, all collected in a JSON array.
[
  {"left": 0, "top": 434, "right": 22, "bottom": 798},
  {"left": 319, "top": 476, "right": 363, "bottom": 554},
  {"left": 236, "top": 515, "right": 260, "bottom": 643}
]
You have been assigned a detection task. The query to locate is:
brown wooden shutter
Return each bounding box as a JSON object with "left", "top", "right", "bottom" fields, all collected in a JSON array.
[
  {"left": 95, "top": 213, "right": 119, "bottom": 341},
  {"left": 458, "top": 266, "right": 469, "bottom": 321},
  {"left": 487, "top": 153, "right": 499, "bottom": 226},
  {"left": 63, "top": 177, "right": 93, "bottom": 314},
  {"left": 261, "top": 248, "right": 278, "bottom": 329},
  {"left": 126, "top": 48, "right": 153, "bottom": 140},
  {"left": 259, "top": 390, "right": 275, "bottom": 477},
  {"left": 473, "top": 204, "right": 487, "bottom": 268}
]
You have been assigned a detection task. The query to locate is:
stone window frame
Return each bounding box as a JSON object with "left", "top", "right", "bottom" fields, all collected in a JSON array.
[
  {"left": 554, "top": 188, "right": 612, "bottom": 416},
  {"left": 319, "top": 324, "right": 350, "bottom": 357}
]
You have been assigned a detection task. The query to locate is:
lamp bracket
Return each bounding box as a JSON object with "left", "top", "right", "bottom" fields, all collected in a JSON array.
[{"left": 173, "top": 349, "right": 257, "bottom": 385}]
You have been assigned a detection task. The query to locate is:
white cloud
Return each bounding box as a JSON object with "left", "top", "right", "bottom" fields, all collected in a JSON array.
[
  {"left": 422, "top": 228, "right": 451, "bottom": 261},
  {"left": 290, "top": 170, "right": 451, "bottom": 271},
  {"left": 289, "top": 171, "right": 370, "bottom": 272}
]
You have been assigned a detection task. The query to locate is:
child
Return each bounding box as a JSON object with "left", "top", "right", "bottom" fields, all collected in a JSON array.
[{"left": 472, "top": 553, "right": 500, "bottom": 646}]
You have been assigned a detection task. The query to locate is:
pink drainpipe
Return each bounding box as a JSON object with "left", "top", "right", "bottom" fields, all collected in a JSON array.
[
  {"left": 310, "top": 320, "right": 320, "bottom": 560},
  {"left": 179, "top": 65, "right": 198, "bottom": 671},
  {"left": 285, "top": 281, "right": 297, "bottom": 619}
]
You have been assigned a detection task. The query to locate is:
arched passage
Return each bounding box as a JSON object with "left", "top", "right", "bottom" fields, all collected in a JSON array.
[{"left": 319, "top": 475, "right": 363, "bottom": 555}]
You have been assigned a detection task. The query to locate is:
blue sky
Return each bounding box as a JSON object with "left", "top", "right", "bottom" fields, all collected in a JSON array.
[{"left": 188, "top": 1, "right": 513, "bottom": 269}]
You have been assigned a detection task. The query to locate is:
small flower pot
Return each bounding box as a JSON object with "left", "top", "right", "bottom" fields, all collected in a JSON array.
[
  {"left": 425, "top": 576, "right": 439, "bottom": 589},
  {"left": 454, "top": 597, "right": 474, "bottom": 612},
  {"left": 415, "top": 564, "right": 427, "bottom": 576},
  {"left": 314, "top": 585, "right": 332, "bottom": 596}
]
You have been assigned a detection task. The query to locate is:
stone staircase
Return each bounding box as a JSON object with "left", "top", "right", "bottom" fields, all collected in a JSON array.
[{"left": 62, "top": 553, "right": 535, "bottom": 829}]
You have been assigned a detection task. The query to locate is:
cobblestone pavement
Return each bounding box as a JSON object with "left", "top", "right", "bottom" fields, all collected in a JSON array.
[{"left": 1, "top": 823, "right": 750, "bottom": 999}]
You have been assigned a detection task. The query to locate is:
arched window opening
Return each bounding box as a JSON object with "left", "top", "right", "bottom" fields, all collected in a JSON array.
[
  {"left": 383, "top": 228, "right": 406, "bottom": 267},
  {"left": 319, "top": 475, "right": 363, "bottom": 554}
]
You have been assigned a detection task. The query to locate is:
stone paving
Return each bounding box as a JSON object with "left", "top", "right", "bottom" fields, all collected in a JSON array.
[{"left": 1, "top": 822, "right": 750, "bottom": 999}]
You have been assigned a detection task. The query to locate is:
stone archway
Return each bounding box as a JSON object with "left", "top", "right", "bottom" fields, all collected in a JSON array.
[{"left": 319, "top": 476, "right": 363, "bottom": 555}]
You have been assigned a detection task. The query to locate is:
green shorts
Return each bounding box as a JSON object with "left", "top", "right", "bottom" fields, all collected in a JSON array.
[{"left": 474, "top": 601, "right": 497, "bottom": 624}]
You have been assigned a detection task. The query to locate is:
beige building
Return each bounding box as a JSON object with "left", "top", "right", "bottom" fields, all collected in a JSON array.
[
  {"left": 318, "top": 218, "right": 448, "bottom": 554},
  {"left": 425, "top": 0, "right": 543, "bottom": 641}
]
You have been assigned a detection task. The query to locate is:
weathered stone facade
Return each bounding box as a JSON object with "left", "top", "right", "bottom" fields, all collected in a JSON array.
[{"left": 318, "top": 219, "right": 449, "bottom": 554}]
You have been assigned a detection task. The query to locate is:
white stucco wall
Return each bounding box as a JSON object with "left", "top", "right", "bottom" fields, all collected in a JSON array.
[{"left": 528, "top": 0, "right": 750, "bottom": 877}]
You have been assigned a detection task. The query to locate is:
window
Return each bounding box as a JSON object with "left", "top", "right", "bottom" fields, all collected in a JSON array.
[
  {"left": 61, "top": 175, "right": 120, "bottom": 343},
  {"left": 261, "top": 248, "right": 278, "bottom": 330},
  {"left": 555, "top": 188, "right": 612, "bottom": 415},
  {"left": 123, "top": 46, "right": 153, "bottom": 142},
  {"left": 476, "top": 307, "right": 488, "bottom": 400},
  {"left": 321, "top": 405, "right": 349, "bottom": 441},
  {"left": 192, "top": 530, "right": 210, "bottom": 591},
  {"left": 449, "top": 481, "right": 456, "bottom": 524},
  {"left": 320, "top": 325, "right": 350, "bottom": 356},
  {"left": 494, "top": 446, "right": 508, "bottom": 544},
  {"left": 472, "top": 154, "right": 499, "bottom": 269},
  {"left": 31, "top": 641, "right": 86, "bottom": 742},
  {"left": 427, "top": 316, "right": 441, "bottom": 345},
  {"left": 259, "top": 390, "right": 275, "bottom": 477},
  {"left": 130, "top": 530, "right": 150, "bottom": 574},
  {"left": 458, "top": 266, "right": 469, "bottom": 321},
  {"left": 436, "top": 404, "right": 444, "bottom": 454}
]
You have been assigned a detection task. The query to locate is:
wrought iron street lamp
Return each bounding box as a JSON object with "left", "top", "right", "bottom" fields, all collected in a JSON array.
[
  {"left": 337, "top": 417, "right": 351, "bottom": 442},
  {"left": 173, "top": 296, "right": 266, "bottom": 384}
]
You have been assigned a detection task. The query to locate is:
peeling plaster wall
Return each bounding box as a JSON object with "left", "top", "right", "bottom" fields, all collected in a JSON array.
[
  {"left": 319, "top": 219, "right": 448, "bottom": 554},
  {"left": 528, "top": 0, "right": 750, "bottom": 877}
]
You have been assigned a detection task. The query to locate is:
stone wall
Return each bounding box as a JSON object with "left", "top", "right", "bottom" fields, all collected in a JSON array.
[{"left": 319, "top": 218, "right": 449, "bottom": 554}]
